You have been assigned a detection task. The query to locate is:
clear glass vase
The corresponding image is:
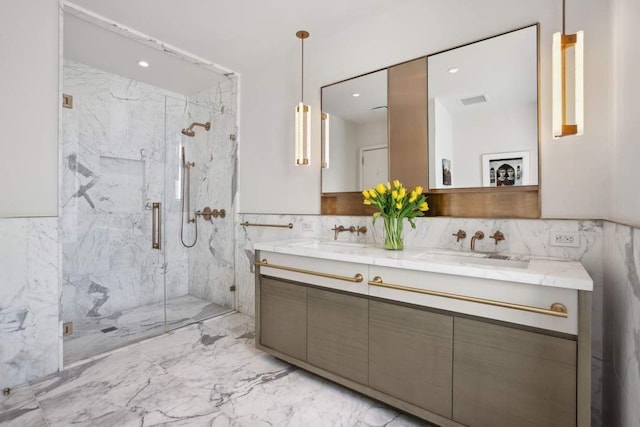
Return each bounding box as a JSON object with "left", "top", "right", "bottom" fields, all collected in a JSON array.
[{"left": 383, "top": 216, "right": 404, "bottom": 250}]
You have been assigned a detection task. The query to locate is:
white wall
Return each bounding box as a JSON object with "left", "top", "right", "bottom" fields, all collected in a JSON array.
[
  {"left": 610, "top": 0, "right": 640, "bottom": 226},
  {"left": 0, "top": 0, "right": 59, "bottom": 217},
  {"left": 430, "top": 99, "right": 454, "bottom": 188},
  {"left": 322, "top": 115, "right": 357, "bottom": 192},
  {"left": 452, "top": 103, "right": 538, "bottom": 188},
  {"left": 239, "top": 0, "right": 612, "bottom": 219}
]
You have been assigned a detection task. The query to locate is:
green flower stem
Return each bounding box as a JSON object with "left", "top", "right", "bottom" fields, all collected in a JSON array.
[{"left": 383, "top": 216, "right": 404, "bottom": 250}]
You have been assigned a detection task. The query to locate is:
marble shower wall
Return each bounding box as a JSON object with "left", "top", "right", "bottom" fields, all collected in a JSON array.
[
  {"left": 235, "top": 213, "right": 604, "bottom": 424},
  {"left": 0, "top": 218, "right": 59, "bottom": 389},
  {"left": 61, "top": 60, "right": 238, "bottom": 327},
  {"left": 179, "top": 81, "right": 238, "bottom": 310},
  {"left": 602, "top": 222, "right": 640, "bottom": 427}
]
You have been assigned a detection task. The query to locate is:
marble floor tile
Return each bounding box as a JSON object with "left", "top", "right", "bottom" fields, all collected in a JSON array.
[
  {"left": 64, "top": 295, "right": 231, "bottom": 364},
  {"left": 1, "top": 312, "right": 430, "bottom": 427},
  {"left": 0, "top": 384, "right": 46, "bottom": 427}
]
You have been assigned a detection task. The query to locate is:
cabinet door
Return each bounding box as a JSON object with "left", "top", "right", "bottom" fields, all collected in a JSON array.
[
  {"left": 307, "top": 288, "right": 368, "bottom": 384},
  {"left": 260, "top": 277, "right": 307, "bottom": 360},
  {"left": 369, "top": 301, "right": 453, "bottom": 418},
  {"left": 453, "top": 318, "right": 576, "bottom": 427}
]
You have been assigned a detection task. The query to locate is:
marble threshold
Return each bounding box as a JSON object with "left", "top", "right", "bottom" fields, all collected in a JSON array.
[{"left": 0, "top": 312, "right": 429, "bottom": 427}]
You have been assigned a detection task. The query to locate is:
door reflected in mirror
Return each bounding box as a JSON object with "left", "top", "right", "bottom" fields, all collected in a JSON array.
[
  {"left": 321, "top": 69, "right": 388, "bottom": 193},
  {"left": 428, "top": 25, "right": 538, "bottom": 189}
]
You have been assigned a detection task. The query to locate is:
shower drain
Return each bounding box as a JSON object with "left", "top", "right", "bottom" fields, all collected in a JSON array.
[{"left": 101, "top": 326, "right": 118, "bottom": 333}]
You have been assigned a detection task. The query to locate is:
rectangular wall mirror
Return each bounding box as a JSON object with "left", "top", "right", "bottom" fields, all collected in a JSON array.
[
  {"left": 428, "top": 25, "right": 539, "bottom": 190},
  {"left": 321, "top": 24, "right": 540, "bottom": 218},
  {"left": 321, "top": 69, "right": 388, "bottom": 193}
]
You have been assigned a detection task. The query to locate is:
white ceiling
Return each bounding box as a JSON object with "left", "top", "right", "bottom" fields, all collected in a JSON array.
[
  {"left": 428, "top": 25, "right": 538, "bottom": 116},
  {"left": 64, "top": 13, "right": 226, "bottom": 95},
  {"left": 322, "top": 70, "right": 387, "bottom": 124},
  {"left": 67, "top": 0, "right": 394, "bottom": 74}
]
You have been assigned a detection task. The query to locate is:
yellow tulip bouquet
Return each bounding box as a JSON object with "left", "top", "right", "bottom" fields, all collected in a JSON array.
[{"left": 362, "top": 180, "right": 429, "bottom": 250}]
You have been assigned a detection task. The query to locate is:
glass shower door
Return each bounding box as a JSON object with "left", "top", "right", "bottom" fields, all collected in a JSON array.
[{"left": 61, "top": 60, "right": 169, "bottom": 364}]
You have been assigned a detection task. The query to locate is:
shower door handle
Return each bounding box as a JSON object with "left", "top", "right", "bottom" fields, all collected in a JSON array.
[{"left": 152, "top": 202, "right": 161, "bottom": 250}]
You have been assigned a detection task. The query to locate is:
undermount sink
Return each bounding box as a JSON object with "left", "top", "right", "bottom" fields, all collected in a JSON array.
[
  {"left": 413, "top": 250, "right": 530, "bottom": 269},
  {"left": 292, "top": 240, "right": 370, "bottom": 249}
]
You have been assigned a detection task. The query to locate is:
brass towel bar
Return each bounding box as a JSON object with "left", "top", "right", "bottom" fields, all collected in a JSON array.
[
  {"left": 241, "top": 222, "right": 293, "bottom": 229},
  {"left": 368, "top": 276, "right": 568, "bottom": 318},
  {"left": 256, "top": 259, "right": 363, "bottom": 283}
]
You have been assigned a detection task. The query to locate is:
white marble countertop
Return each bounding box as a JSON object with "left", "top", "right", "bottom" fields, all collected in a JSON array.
[{"left": 254, "top": 238, "right": 594, "bottom": 291}]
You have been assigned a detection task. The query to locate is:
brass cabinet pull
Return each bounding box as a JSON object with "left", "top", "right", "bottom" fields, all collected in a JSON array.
[
  {"left": 152, "top": 202, "right": 161, "bottom": 250},
  {"left": 256, "top": 259, "right": 363, "bottom": 283},
  {"left": 368, "top": 276, "right": 568, "bottom": 318}
]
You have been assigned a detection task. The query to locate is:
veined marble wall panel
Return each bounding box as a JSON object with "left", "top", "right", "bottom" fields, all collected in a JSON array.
[
  {"left": 182, "top": 77, "right": 238, "bottom": 310},
  {"left": 0, "top": 218, "right": 59, "bottom": 388},
  {"left": 61, "top": 60, "right": 185, "bottom": 323},
  {"left": 235, "top": 214, "right": 604, "bottom": 425},
  {"left": 603, "top": 222, "right": 640, "bottom": 427}
]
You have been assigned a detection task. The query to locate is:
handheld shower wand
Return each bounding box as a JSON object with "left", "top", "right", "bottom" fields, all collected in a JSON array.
[{"left": 180, "top": 145, "right": 197, "bottom": 247}]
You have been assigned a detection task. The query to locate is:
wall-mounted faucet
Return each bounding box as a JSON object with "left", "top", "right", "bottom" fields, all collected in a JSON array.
[
  {"left": 489, "top": 231, "right": 505, "bottom": 245},
  {"left": 332, "top": 225, "right": 352, "bottom": 240},
  {"left": 470, "top": 231, "right": 484, "bottom": 251},
  {"left": 452, "top": 229, "right": 467, "bottom": 242},
  {"left": 331, "top": 225, "right": 367, "bottom": 240}
]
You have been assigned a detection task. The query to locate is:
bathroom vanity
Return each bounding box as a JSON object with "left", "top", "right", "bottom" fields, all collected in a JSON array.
[{"left": 254, "top": 240, "right": 592, "bottom": 427}]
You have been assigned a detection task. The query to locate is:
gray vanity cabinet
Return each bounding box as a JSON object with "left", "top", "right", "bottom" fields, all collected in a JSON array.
[
  {"left": 369, "top": 300, "right": 453, "bottom": 418},
  {"left": 452, "top": 317, "right": 577, "bottom": 427},
  {"left": 307, "top": 288, "right": 369, "bottom": 384},
  {"left": 259, "top": 277, "right": 307, "bottom": 361},
  {"left": 256, "top": 250, "right": 590, "bottom": 427}
]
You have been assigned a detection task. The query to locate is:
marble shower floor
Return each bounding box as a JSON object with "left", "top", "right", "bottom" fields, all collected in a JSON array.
[
  {"left": 1, "top": 312, "right": 430, "bottom": 427},
  {"left": 64, "top": 295, "right": 231, "bottom": 364}
]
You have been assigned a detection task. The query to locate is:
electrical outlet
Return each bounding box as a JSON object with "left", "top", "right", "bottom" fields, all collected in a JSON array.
[
  {"left": 550, "top": 231, "right": 579, "bottom": 248},
  {"left": 302, "top": 222, "right": 313, "bottom": 232}
]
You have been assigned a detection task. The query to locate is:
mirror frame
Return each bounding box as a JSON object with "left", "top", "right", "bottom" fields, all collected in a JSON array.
[{"left": 321, "top": 23, "right": 540, "bottom": 218}]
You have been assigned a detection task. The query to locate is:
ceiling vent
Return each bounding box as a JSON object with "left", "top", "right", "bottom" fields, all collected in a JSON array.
[{"left": 459, "top": 95, "right": 488, "bottom": 106}]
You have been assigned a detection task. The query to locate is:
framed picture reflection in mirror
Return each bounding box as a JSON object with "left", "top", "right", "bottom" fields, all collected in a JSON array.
[{"left": 482, "top": 151, "right": 530, "bottom": 187}]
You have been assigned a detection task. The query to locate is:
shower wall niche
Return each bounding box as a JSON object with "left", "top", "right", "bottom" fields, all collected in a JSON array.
[{"left": 60, "top": 59, "right": 238, "bottom": 363}]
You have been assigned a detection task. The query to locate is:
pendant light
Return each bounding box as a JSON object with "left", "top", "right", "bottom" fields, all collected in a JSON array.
[
  {"left": 552, "top": 0, "right": 584, "bottom": 138},
  {"left": 295, "top": 30, "right": 311, "bottom": 165}
]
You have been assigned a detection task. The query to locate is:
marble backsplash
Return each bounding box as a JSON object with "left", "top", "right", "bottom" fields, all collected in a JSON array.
[
  {"left": 235, "top": 213, "right": 605, "bottom": 425},
  {"left": 0, "top": 218, "right": 59, "bottom": 389}
]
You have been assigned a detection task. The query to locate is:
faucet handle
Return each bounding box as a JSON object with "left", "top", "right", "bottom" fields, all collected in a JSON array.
[
  {"left": 452, "top": 229, "right": 467, "bottom": 242},
  {"left": 357, "top": 226, "right": 367, "bottom": 236},
  {"left": 489, "top": 231, "right": 505, "bottom": 245}
]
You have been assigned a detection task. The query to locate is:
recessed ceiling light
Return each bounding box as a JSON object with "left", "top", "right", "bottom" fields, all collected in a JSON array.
[
  {"left": 352, "top": 93, "right": 360, "bottom": 97},
  {"left": 448, "top": 68, "right": 459, "bottom": 74},
  {"left": 138, "top": 60, "right": 150, "bottom": 68}
]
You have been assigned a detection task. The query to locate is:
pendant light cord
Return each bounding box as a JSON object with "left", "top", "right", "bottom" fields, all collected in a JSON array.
[
  {"left": 301, "top": 36, "right": 304, "bottom": 103},
  {"left": 562, "top": 0, "right": 566, "bottom": 34}
]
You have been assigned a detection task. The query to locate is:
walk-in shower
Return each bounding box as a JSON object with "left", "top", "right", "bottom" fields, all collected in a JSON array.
[{"left": 60, "top": 52, "right": 236, "bottom": 363}]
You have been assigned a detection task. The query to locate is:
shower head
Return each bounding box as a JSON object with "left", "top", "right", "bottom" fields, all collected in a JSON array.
[{"left": 181, "top": 121, "right": 211, "bottom": 137}]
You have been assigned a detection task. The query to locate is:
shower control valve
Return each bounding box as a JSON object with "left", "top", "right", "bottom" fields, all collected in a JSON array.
[{"left": 195, "top": 207, "right": 226, "bottom": 221}]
